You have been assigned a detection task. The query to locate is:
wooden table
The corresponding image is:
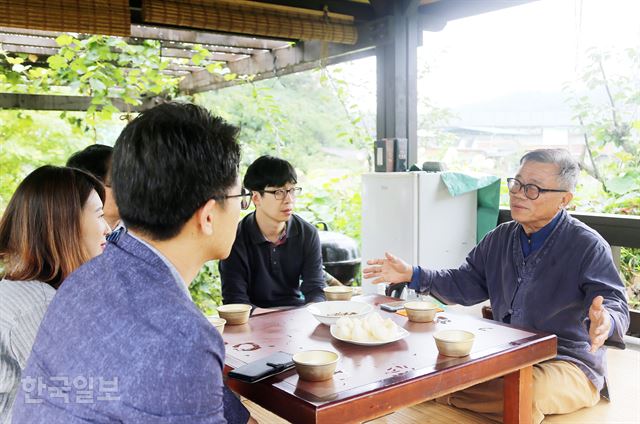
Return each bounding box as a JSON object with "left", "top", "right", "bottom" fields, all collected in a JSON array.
[{"left": 223, "top": 295, "right": 557, "bottom": 424}]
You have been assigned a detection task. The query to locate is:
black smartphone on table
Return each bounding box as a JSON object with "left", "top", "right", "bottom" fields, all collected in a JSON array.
[
  {"left": 380, "top": 301, "right": 405, "bottom": 312},
  {"left": 228, "top": 351, "right": 295, "bottom": 383}
]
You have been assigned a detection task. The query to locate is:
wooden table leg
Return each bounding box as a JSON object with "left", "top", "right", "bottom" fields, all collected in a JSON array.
[{"left": 503, "top": 365, "right": 533, "bottom": 424}]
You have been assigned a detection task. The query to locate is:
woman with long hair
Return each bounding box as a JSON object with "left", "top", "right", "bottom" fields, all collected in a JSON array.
[{"left": 0, "top": 165, "right": 110, "bottom": 423}]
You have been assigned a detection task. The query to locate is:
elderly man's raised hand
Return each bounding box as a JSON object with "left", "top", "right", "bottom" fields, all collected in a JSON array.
[
  {"left": 588, "top": 295, "right": 611, "bottom": 353},
  {"left": 363, "top": 252, "right": 413, "bottom": 285}
]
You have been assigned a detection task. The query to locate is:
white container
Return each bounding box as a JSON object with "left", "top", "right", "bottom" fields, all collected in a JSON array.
[{"left": 361, "top": 172, "right": 477, "bottom": 295}]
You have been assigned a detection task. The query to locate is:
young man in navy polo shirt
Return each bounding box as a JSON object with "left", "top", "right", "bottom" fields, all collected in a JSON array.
[{"left": 220, "top": 155, "right": 326, "bottom": 308}]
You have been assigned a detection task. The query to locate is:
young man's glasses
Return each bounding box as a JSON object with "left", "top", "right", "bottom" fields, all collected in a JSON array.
[
  {"left": 215, "top": 187, "right": 252, "bottom": 210},
  {"left": 507, "top": 178, "right": 567, "bottom": 201},
  {"left": 261, "top": 187, "right": 302, "bottom": 200}
]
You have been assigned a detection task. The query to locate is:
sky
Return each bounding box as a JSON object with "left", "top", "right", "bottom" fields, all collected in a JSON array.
[
  {"left": 336, "top": 0, "right": 639, "bottom": 112},
  {"left": 418, "top": 0, "right": 640, "bottom": 107}
]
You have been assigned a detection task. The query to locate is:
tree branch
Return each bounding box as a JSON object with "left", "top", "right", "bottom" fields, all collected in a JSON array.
[
  {"left": 579, "top": 116, "right": 608, "bottom": 193},
  {"left": 597, "top": 57, "right": 620, "bottom": 130}
]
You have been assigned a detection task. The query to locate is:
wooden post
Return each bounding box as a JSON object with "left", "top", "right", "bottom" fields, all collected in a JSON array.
[
  {"left": 375, "top": 0, "right": 420, "bottom": 167},
  {"left": 503, "top": 365, "right": 533, "bottom": 424}
]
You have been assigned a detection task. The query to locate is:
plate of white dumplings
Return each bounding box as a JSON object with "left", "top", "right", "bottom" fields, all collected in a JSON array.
[{"left": 330, "top": 312, "right": 409, "bottom": 346}]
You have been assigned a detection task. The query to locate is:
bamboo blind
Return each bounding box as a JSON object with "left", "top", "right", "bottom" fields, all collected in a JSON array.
[
  {"left": 142, "top": 0, "right": 358, "bottom": 45},
  {"left": 0, "top": 0, "right": 130, "bottom": 37}
]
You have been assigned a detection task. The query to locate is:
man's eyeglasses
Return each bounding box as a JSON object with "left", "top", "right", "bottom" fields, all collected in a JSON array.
[
  {"left": 507, "top": 178, "right": 567, "bottom": 200},
  {"left": 215, "top": 187, "right": 252, "bottom": 210},
  {"left": 261, "top": 187, "right": 302, "bottom": 200}
]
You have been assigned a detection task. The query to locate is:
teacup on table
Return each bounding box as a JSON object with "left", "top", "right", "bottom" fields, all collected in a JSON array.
[
  {"left": 293, "top": 350, "right": 340, "bottom": 382},
  {"left": 403, "top": 301, "right": 438, "bottom": 323},
  {"left": 207, "top": 316, "right": 227, "bottom": 334},
  {"left": 216, "top": 304, "right": 252, "bottom": 325},
  {"left": 323, "top": 286, "right": 353, "bottom": 301},
  {"left": 433, "top": 330, "right": 475, "bottom": 357}
]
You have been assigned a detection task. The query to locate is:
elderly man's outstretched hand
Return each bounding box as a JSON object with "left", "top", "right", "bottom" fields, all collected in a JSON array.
[
  {"left": 363, "top": 252, "right": 413, "bottom": 285},
  {"left": 588, "top": 295, "right": 611, "bottom": 353}
]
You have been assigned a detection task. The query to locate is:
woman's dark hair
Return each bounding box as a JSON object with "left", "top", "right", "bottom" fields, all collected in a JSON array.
[
  {"left": 243, "top": 155, "right": 297, "bottom": 192},
  {"left": 66, "top": 144, "right": 114, "bottom": 184},
  {"left": 111, "top": 102, "right": 241, "bottom": 240},
  {"left": 0, "top": 165, "right": 105, "bottom": 288}
]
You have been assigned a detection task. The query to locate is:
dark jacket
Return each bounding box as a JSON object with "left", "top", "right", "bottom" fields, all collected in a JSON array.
[{"left": 410, "top": 209, "right": 629, "bottom": 396}]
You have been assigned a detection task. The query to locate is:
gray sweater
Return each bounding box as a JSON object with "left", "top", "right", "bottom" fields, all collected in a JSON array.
[{"left": 0, "top": 279, "right": 55, "bottom": 424}]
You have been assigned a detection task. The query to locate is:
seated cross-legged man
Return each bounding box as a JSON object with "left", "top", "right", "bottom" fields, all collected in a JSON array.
[
  {"left": 13, "top": 103, "right": 255, "bottom": 423},
  {"left": 363, "top": 149, "right": 629, "bottom": 424},
  {"left": 219, "top": 155, "right": 325, "bottom": 308}
]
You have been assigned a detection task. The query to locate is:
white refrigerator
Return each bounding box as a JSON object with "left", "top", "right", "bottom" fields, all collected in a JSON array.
[{"left": 361, "top": 172, "right": 477, "bottom": 294}]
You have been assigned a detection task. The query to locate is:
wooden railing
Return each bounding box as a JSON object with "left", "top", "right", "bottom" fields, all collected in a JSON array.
[{"left": 498, "top": 208, "right": 640, "bottom": 337}]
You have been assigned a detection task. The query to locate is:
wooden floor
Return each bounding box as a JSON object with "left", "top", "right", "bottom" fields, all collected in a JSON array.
[{"left": 242, "top": 348, "right": 640, "bottom": 423}]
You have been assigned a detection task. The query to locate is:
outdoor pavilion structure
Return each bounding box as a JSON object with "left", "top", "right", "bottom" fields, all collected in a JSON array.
[
  {"left": 0, "top": 0, "right": 534, "bottom": 166},
  {"left": 1, "top": 0, "right": 638, "bottom": 333},
  {"left": 2, "top": 0, "right": 640, "bottom": 407}
]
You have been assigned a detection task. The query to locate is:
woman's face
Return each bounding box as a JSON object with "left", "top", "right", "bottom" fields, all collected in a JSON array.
[{"left": 80, "top": 190, "right": 111, "bottom": 258}]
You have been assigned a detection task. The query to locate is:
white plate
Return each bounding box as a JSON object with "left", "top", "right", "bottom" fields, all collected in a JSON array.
[
  {"left": 307, "top": 301, "right": 373, "bottom": 326},
  {"left": 330, "top": 324, "right": 410, "bottom": 346}
]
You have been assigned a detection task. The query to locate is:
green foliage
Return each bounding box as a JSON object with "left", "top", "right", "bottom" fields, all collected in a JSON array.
[
  {"left": 298, "top": 174, "right": 363, "bottom": 286},
  {"left": 189, "top": 261, "right": 222, "bottom": 316},
  {"left": 297, "top": 174, "right": 362, "bottom": 243},
  {"left": 620, "top": 248, "right": 640, "bottom": 310},
  {"left": 316, "top": 67, "right": 373, "bottom": 159},
  {"left": 0, "top": 111, "right": 92, "bottom": 209},
  {"left": 564, "top": 47, "right": 640, "bottom": 199},
  {"left": 196, "top": 70, "right": 372, "bottom": 172},
  {"left": 1, "top": 35, "right": 181, "bottom": 125},
  {"left": 563, "top": 46, "right": 640, "bottom": 307}
]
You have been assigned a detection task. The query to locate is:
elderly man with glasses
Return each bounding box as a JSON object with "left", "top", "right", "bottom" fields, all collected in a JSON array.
[
  {"left": 219, "top": 155, "right": 325, "bottom": 308},
  {"left": 363, "top": 149, "right": 629, "bottom": 424}
]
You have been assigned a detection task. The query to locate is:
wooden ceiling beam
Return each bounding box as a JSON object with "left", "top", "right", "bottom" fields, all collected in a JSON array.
[
  {"left": 1, "top": 44, "right": 58, "bottom": 56},
  {"left": 0, "top": 43, "right": 225, "bottom": 68},
  {"left": 158, "top": 40, "right": 266, "bottom": 56},
  {"left": 0, "top": 25, "right": 290, "bottom": 52},
  {"left": 0, "top": 33, "right": 58, "bottom": 48},
  {"left": 161, "top": 47, "right": 247, "bottom": 63},
  {"left": 0, "top": 30, "right": 266, "bottom": 63},
  {"left": 180, "top": 17, "right": 391, "bottom": 93},
  {"left": 0, "top": 93, "right": 162, "bottom": 112},
  {"left": 130, "top": 25, "right": 289, "bottom": 51}
]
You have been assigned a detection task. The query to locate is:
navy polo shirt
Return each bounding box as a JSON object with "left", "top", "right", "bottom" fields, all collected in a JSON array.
[{"left": 219, "top": 212, "right": 325, "bottom": 308}]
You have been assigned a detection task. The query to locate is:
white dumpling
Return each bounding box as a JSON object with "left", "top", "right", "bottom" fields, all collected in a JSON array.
[
  {"left": 352, "top": 324, "right": 369, "bottom": 342},
  {"left": 336, "top": 316, "right": 353, "bottom": 329},
  {"left": 361, "top": 317, "right": 371, "bottom": 333},
  {"left": 371, "top": 324, "right": 392, "bottom": 341},
  {"left": 335, "top": 324, "right": 352, "bottom": 340},
  {"left": 367, "top": 312, "right": 384, "bottom": 327},
  {"left": 352, "top": 318, "right": 364, "bottom": 332},
  {"left": 383, "top": 319, "right": 398, "bottom": 335}
]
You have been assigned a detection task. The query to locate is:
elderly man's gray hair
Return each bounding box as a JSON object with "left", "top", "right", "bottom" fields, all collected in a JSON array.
[{"left": 520, "top": 149, "right": 580, "bottom": 192}]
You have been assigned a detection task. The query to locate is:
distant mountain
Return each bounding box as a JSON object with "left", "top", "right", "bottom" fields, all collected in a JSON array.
[{"left": 446, "top": 90, "right": 607, "bottom": 128}]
